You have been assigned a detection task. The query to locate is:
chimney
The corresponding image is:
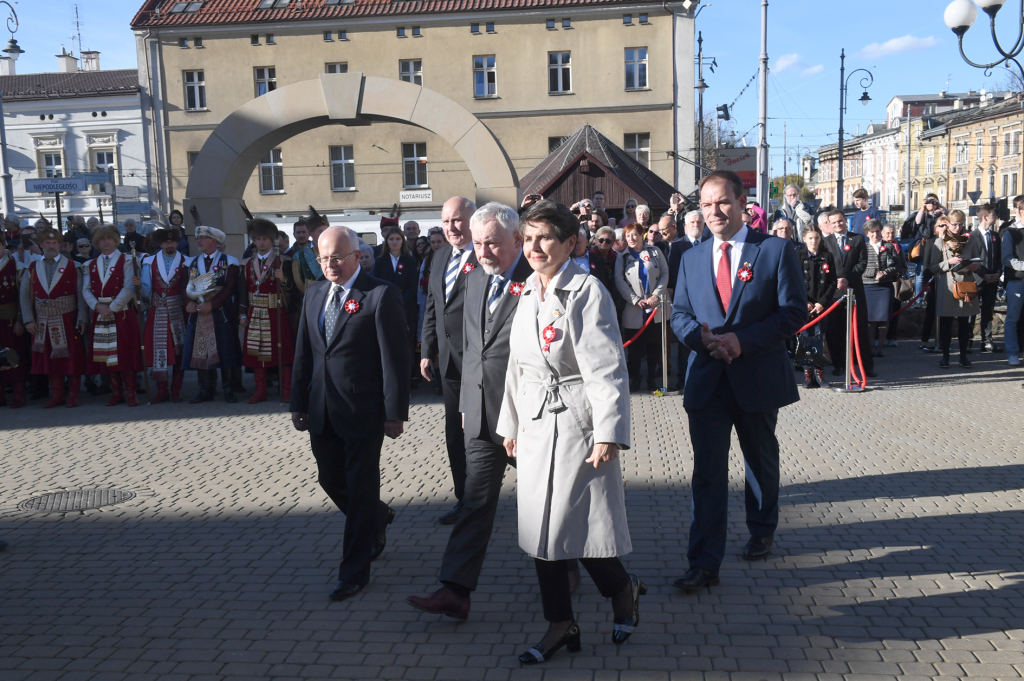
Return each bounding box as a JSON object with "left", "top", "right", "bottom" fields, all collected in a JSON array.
[
  {"left": 0, "top": 57, "right": 14, "bottom": 76},
  {"left": 940, "top": 90, "right": 947, "bottom": 98},
  {"left": 954, "top": 99, "right": 963, "bottom": 110},
  {"left": 56, "top": 47, "right": 78, "bottom": 73},
  {"left": 81, "top": 50, "right": 100, "bottom": 72}
]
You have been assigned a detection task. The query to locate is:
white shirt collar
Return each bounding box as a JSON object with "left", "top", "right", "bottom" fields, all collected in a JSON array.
[
  {"left": 712, "top": 224, "right": 749, "bottom": 251},
  {"left": 334, "top": 266, "right": 360, "bottom": 293},
  {"left": 526, "top": 258, "right": 571, "bottom": 301}
]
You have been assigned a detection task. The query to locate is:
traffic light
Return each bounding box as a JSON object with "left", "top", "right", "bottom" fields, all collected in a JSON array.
[{"left": 716, "top": 104, "right": 730, "bottom": 121}]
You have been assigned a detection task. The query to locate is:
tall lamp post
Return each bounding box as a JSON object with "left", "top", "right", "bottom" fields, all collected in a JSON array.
[
  {"left": 695, "top": 32, "right": 709, "bottom": 183},
  {"left": 0, "top": 1, "right": 23, "bottom": 218},
  {"left": 836, "top": 49, "right": 873, "bottom": 210}
]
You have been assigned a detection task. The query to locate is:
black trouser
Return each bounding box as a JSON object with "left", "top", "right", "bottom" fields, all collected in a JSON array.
[
  {"left": 625, "top": 320, "right": 662, "bottom": 386},
  {"left": 675, "top": 330, "right": 691, "bottom": 390},
  {"left": 686, "top": 376, "right": 779, "bottom": 573},
  {"left": 441, "top": 374, "right": 467, "bottom": 501},
  {"left": 439, "top": 420, "right": 516, "bottom": 595},
  {"left": 534, "top": 557, "right": 629, "bottom": 622},
  {"left": 973, "top": 282, "right": 999, "bottom": 344},
  {"left": 938, "top": 316, "right": 971, "bottom": 360},
  {"left": 826, "top": 286, "right": 874, "bottom": 372},
  {"left": 921, "top": 281, "right": 936, "bottom": 345},
  {"left": 309, "top": 420, "right": 391, "bottom": 587},
  {"left": 886, "top": 292, "right": 900, "bottom": 340}
]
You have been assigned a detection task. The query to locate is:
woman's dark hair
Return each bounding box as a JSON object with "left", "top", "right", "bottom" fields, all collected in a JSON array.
[
  {"left": 377, "top": 226, "right": 410, "bottom": 258},
  {"left": 519, "top": 199, "right": 579, "bottom": 243},
  {"left": 802, "top": 225, "right": 823, "bottom": 237},
  {"left": 414, "top": 236, "right": 430, "bottom": 263},
  {"left": 169, "top": 209, "right": 184, "bottom": 225}
]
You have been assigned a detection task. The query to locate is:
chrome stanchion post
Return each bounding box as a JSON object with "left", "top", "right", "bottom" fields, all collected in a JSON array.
[
  {"left": 661, "top": 291, "right": 670, "bottom": 393},
  {"left": 834, "top": 288, "right": 865, "bottom": 393}
]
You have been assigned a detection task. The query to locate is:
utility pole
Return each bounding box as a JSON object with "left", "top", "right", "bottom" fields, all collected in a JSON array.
[
  {"left": 756, "top": 0, "right": 770, "bottom": 208},
  {"left": 783, "top": 122, "right": 787, "bottom": 186},
  {"left": 903, "top": 116, "right": 913, "bottom": 217},
  {"left": 695, "top": 31, "right": 708, "bottom": 184}
]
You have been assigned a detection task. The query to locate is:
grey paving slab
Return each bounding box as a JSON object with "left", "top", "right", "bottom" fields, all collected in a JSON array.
[{"left": 2, "top": 342, "right": 1024, "bottom": 680}]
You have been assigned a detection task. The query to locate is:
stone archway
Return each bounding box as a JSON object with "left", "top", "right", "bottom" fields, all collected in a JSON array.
[{"left": 184, "top": 73, "right": 520, "bottom": 236}]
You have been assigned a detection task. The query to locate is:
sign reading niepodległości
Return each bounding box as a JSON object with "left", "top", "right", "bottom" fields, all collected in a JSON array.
[{"left": 25, "top": 178, "right": 87, "bottom": 194}]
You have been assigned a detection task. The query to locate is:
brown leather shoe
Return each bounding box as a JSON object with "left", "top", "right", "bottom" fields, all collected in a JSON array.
[{"left": 406, "top": 586, "right": 470, "bottom": 621}]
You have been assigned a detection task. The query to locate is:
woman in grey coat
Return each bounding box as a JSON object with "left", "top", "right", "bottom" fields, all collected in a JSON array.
[
  {"left": 497, "top": 200, "right": 646, "bottom": 665},
  {"left": 614, "top": 222, "right": 670, "bottom": 391},
  {"left": 928, "top": 215, "right": 981, "bottom": 368}
]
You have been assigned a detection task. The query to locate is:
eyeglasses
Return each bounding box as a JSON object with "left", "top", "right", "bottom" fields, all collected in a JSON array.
[
  {"left": 316, "top": 251, "right": 358, "bottom": 266},
  {"left": 596, "top": 238, "right": 613, "bottom": 244},
  {"left": 625, "top": 205, "right": 636, "bottom": 210}
]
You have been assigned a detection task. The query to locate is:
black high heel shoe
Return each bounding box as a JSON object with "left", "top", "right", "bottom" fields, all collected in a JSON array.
[
  {"left": 612, "top": 573, "right": 648, "bottom": 645},
  {"left": 518, "top": 620, "right": 581, "bottom": 665}
]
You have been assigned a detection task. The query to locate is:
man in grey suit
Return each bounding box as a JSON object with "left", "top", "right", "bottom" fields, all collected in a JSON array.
[
  {"left": 407, "top": 202, "right": 531, "bottom": 620},
  {"left": 420, "top": 197, "right": 478, "bottom": 524}
]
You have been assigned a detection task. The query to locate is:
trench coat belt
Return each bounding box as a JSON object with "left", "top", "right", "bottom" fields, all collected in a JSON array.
[{"left": 524, "top": 373, "right": 584, "bottom": 419}]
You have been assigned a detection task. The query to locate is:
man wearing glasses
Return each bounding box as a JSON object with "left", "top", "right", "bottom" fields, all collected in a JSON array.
[{"left": 290, "top": 226, "right": 410, "bottom": 601}]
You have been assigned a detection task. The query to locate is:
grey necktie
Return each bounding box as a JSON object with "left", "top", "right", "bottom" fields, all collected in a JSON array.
[
  {"left": 324, "top": 285, "right": 342, "bottom": 340},
  {"left": 487, "top": 275, "right": 505, "bottom": 315}
]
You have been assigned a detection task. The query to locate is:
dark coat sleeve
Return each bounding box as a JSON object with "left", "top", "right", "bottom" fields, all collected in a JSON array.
[
  {"left": 420, "top": 256, "right": 439, "bottom": 361},
  {"left": 289, "top": 288, "right": 313, "bottom": 414},
  {"left": 818, "top": 252, "right": 838, "bottom": 307},
  {"left": 376, "top": 285, "right": 411, "bottom": 422}
]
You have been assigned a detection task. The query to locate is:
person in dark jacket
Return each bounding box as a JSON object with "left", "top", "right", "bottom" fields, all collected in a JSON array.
[
  {"left": 796, "top": 226, "right": 836, "bottom": 388},
  {"left": 861, "top": 220, "right": 904, "bottom": 358},
  {"left": 372, "top": 226, "right": 419, "bottom": 381}
]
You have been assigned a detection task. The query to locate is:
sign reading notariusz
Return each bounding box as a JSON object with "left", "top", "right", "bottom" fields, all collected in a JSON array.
[
  {"left": 25, "top": 178, "right": 87, "bottom": 193},
  {"left": 399, "top": 190, "right": 433, "bottom": 203}
]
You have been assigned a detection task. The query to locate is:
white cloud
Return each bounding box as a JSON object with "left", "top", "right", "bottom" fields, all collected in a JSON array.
[
  {"left": 856, "top": 35, "right": 939, "bottom": 60},
  {"left": 801, "top": 64, "right": 824, "bottom": 78},
  {"left": 774, "top": 53, "right": 802, "bottom": 73}
]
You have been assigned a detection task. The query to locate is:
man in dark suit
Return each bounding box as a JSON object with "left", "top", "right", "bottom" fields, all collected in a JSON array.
[
  {"left": 407, "top": 202, "right": 531, "bottom": 620},
  {"left": 971, "top": 203, "right": 1002, "bottom": 352},
  {"left": 670, "top": 170, "right": 807, "bottom": 593},
  {"left": 822, "top": 209, "right": 875, "bottom": 378},
  {"left": 420, "top": 196, "right": 478, "bottom": 524},
  {"left": 290, "top": 226, "right": 410, "bottom": 602}
]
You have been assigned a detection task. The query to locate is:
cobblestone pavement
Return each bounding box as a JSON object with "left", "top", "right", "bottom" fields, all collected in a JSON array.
[{"left": 2, "top": 342, "right": 1024, "bottom": 681}]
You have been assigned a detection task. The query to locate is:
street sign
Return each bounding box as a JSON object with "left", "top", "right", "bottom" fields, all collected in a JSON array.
[
  {"left": 74, "top": 172, "right": 110, "bottom": 185},
  {"left": 116, "top": 202, "right": 151, "bottom": 215},
  {"left": 399, "top": 189, "right": 432, "bottom": 203},
  {"left": 967, "top": 190, "right": 982, "bottom": 204},
  {"left": 25, "top": 178, "right": 86, "bottom": 193},
  {"left": 114, "top": 185, "right": 139, "bottom": 200},
  {"left": 889, "top": 204, "right": 905, "bottom": 212},
  {"left": 769, "top": 199, "right": 780, "bottom": 210}
]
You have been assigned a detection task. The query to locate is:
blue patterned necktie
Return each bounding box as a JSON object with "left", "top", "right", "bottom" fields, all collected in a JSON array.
[
  {"left": 324, "top": 285, "right": 341, "bottom": 340},
  {"left": 445, "top": 249, "right": 462, "bottom": 302},
  {"left": 487, "top": 275, "right": 505, "bottom": 315}
]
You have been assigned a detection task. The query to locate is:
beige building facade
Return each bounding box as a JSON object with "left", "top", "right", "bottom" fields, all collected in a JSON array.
[{"left": 131, "top": 0, "right": 696, "bottom": 237}]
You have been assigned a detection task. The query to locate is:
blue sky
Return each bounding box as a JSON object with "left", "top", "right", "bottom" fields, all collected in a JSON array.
[{"left": 6, "top": 0, "right": 1019, "bottom": 179}]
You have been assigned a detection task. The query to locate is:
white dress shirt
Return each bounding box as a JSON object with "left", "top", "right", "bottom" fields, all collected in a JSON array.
[
  {"left": 390, "top": 253, "right": 400, "bottom": 271},
  {"left": 711, "top": 225, "right": 749, "bottom": 283}
]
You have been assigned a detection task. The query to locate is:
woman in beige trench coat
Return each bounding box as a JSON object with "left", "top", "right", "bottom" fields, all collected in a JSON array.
[{"left": 497, "top": 200, "right": 646, "bottom": 666}]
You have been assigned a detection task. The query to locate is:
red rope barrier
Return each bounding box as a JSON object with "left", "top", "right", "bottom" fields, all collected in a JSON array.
[
  {"left": 795, "top": 298, "right": 844, "bottom": 334},
  {"left": 850, "top": 304, "right": 867, "bottom": 388},
  {"left": 622, "top": 305, "right": 660, "bottom": 348},
  {"left": 890, "top": 280, "right": 931, "bottom": 319}
]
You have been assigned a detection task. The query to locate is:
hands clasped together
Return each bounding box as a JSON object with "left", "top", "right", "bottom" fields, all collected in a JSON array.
[{"left": 700, "top": 322, "right": 742, "bottom": 364}]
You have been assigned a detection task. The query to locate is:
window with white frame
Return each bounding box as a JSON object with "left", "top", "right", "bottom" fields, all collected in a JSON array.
[
  {"left": 548, "top": 51, "right": 571, "bottom": 93},
  {"left": 1002, "top": 173, "right": 1009, "bottom": 196},
  {"left": 939, "top": 188, "right": 945, "bottom": 205},
  {"left": 1005, "top": 132, "right": 1012, "bottom": 156},
  {"left": 184, "top": 70, "right": 206, "bottom": 110},
  {"left": 624, "top": 132, "right": 650, "bottom": 168},
  {"left": 260, "top": 148, "right": 284, "bottom": 193},
  {"left": 1014, "top": 172, "right": 1019, "bottom": 195},
  {"left": 955, "top": 140, "right": 968, "bottom": 164},
  {"left": 94, "top": 150, "right": 115, "bottom": 183},
  {"left": 1015, "top": 131, "right": 1022, "bottom": 155},
  {"left": 473, "top": 55, "right": 496, "bottom": 97},
  {"left": 926, "top": 152, "right": 934, "bottom": 175},
  {"left": 330, "top": 145, "right": 355, "bottom": 190},
  {"left": 977, "top": 137, "right": 983, "bottom": 161},
  {"left": 326, "top": 62, "right": 348, "bottom": 73},
  {"left": 255, "top": 67, "right": 276, "bottom": 96},
  {"left": 624, "top": 47, "right": 648, "bottom": 90},
  {"left": 399, "top": 59, "right": 422, "bottom": 85},
  {"left": 402, "top": 143, "right": 428, "bottom": 187},
  {"left": 42, "top": 152, "right": 63, "bottom": 178},
  {"left": 940, "top": 148, "right": 947, "bottom": 172}
]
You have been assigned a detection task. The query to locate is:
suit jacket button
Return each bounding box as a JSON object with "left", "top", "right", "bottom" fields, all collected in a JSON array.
[
  {"left": 478, "top": 384, "right": 482, "bottom": 389},
  {"left": 445, "top": 333, "right": 450, "bottom": 338},
  {"left": 324, "top": 353, "right": 330, "bottom": 359}
]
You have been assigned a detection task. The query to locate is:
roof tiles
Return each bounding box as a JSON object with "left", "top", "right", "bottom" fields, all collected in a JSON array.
[{"left": 0, "top": 69, "right": 140, "bottom": 102}]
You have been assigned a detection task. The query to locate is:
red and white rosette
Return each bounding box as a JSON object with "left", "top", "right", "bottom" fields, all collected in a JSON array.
[
  {"left": 462, "top": 262, "right": 476, "bottom": 274},
  {"left": 541, "top": 325, "right": 557, "bottom": 353},
  {"left": 821, "top": 263, "right": 830, "bottom": 273},
  {"left": 737, "top": 265, "right": 753, "bottom": 282},
  {"left": 343, "top": 299, "right": 360, "bottom": 314},
  {"left": 843, "top": 244, "right": 851, "bottom": 252},
  {"left": 640, "top": 253, "right": 651, "bottom": 262},
  {"left": 397, "top": 263, "right": 404, "bottom": 271},
  {"left": 509, "top": 281, "right": 525, "bottom": 296}
]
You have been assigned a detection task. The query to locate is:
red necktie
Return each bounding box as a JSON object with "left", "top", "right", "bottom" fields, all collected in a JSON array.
[{"left": 716, "top": 242, "right": 732, "bottom": 312}]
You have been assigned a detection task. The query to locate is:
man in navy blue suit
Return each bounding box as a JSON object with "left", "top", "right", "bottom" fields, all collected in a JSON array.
[
  {"left": 670, "top": 170, "right": 807, "bottom": 593},
  {"left": 290, "top": 226, "right": 410, "bottom": 602}
]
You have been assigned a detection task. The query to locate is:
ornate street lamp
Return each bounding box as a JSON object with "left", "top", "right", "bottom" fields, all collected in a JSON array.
[
  {"left": 836, "top": 49, "right": 873, "bottom": 210},
  {"left": 0, "top": 0, "right": 22, "bottom": 217},
  {"left": 944, "top": 0, "right": 1024, "bottom": 79}
]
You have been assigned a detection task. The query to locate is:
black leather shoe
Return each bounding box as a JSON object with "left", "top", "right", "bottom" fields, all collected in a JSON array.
[
  {"left": 959, "top": 358, "right": 973, "bottom": 369},
  {"left": 371, "top": 506, "right": 396, "bottom": 561},
  {"left": 189, "top": 391, "right": 215, "bottom": 404},
  {"left": 741, "top": 535, "right": 773, "bottom": 561},
  {"left": 438, "top": 501, "right": 464, "bottom": 525},
  {"left": 612, "top": 573, "right": 647, "bottom": 644},
  {"left": 831, "top": 366, "right": 844, "bottom": 376},
  {"left": 518, "top": 620, "right": 581, "bottom": 665},
  {"left": 673, "top": 567, "right": 719, "bottom": 593},
  {"left": 329, "top": 581, "right": 363, "bottom": 601},
  {"left": 223, "top": 389, "right": 237, "bottom": 403},
  {"left": 939, "top": 357, "right": 950, "bottom": 369}
]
